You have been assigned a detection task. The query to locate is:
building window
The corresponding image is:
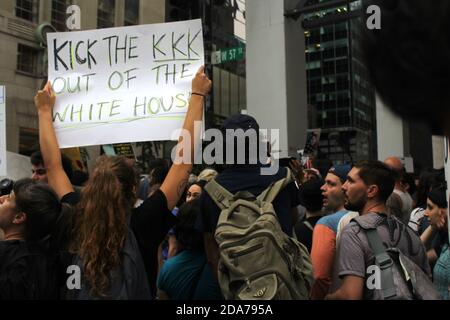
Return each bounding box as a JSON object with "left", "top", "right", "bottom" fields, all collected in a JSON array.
[
  {"left": 17, "top": 44, "right": 38, "bottom": 75},
  {"left": 98, "top": 0, "right": 115, "bottom": 28},
  {"left": 52, "top": 0, "right": 69, "bottom": 31},
  {"left": 124, "top": 0, "right": 139, "bottom": 26},
  {"left": 16, "top": 0, "right": 39, "bottom": 23}
]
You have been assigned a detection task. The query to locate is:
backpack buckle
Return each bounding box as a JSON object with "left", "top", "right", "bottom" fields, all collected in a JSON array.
[{"left": 377, "top": 255, "right": 393, "bottom": 269}]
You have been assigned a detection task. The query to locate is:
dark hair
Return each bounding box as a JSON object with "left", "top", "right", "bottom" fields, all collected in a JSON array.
[
  {"left": 361, "top": 0, "right": 450, "bottom": 134},
  {"left": 71, "top": 170, "right": 89, "bottom": 186},
  {"left": 174, "top": 199, "right": 203, "bottom": 251},
  {"left": 428, "top": 185, "right": 448, "bottom": 208},
  {"left": 354, "top": 160, "right": 395, "bottom": 202},
  {"left": 30, "top": 151, "right": 44, "bottom": 167},
  {"left": 416, "top": 168, "right": 445, "bottom": 208},
  {"left": 189, "top": 180, "right": 206, "bottom": 190},
  {"left": 149, "top": 165, "right": 169, "bottom": 187},
  {"left": 299, "top": 178, "right": 324, "bottom": 212},
  {"left": 13, "top": 178, "right": 70, "bottom": 245},
  {"left": 30, "top": 150, "right": 74, "bottom": 180}
]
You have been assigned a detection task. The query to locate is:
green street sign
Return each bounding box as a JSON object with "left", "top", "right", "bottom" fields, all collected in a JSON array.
[{"left": 212, "top": 47, "right": 245, "bottom": 64}]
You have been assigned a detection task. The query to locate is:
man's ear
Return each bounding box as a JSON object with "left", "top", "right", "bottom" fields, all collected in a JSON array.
[
  {"left": 12, "top": 212, "right": 27, "bottom": 225},
  {"left": 439, "top": 208, "right": 447, "bottom": 219},
  {"left": 366, "top": 184, "right": 379, "bottom": 199}
]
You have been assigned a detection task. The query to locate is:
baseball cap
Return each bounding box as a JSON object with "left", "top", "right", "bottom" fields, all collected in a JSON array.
[
  {"left": 328, "top": 164, "right": 352, "bottom": 183},
  {"left": 222, "top": 114, "right": 259, "bottom": 131},
  {"left": 221, "top": 114, "right": 261, "bottom": 165}
]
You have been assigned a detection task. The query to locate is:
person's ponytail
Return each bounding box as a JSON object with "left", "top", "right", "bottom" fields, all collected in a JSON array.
[{"left": 13, "top": 179, "right": 66, "bottom": 250}]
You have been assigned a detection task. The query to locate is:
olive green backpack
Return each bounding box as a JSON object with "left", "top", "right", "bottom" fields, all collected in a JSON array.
[{"left": 205, "top": 169, "right": 313, "bottom": 300}]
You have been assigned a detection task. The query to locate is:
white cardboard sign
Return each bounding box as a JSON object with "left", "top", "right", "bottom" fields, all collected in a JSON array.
[{"left": 47, "top": 19, "right": 204, "bottom": 148}]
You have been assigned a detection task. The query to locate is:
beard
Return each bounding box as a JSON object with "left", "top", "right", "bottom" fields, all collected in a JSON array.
[
  {"left": 344, "top": 195, "right": 367, "bottom": 213},
  {"left": 325, "top": 194, "right": 345, "bottom": 213}
]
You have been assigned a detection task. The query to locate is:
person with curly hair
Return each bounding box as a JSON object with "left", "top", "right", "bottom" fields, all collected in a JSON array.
[{"left": 34, "top": 66, "right": 211, "bottom": 299}]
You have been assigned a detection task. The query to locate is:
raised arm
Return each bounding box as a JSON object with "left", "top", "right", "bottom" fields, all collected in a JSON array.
[
  {"left": 160, "top": 65, "right": 211, "bottom": 210},
  {"left": 34, "top": 82, "right": 74, "bottom": 198}
]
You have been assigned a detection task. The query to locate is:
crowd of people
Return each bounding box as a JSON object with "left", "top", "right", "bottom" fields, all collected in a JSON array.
[{"left": 1, "top": 0, "right": 450, "bottom": 300}]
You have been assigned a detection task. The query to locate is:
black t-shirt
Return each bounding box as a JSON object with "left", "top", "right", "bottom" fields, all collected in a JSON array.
[
  {"left": 294, "top": 215, "right": 322, "bottom": 253},
  {"left": 0, "top": 240, "right": 59, "bottom": 299},
  {"left": 197, "top": 165, "right": 300, "bottom": 235},
  {"left": 60, "top": 189, "right": 175, "bottom": 299}
]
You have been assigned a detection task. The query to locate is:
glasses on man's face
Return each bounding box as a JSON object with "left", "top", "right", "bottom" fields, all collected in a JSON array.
[{"left": 32, "top": 168, "right": 47, "bottom": 175}]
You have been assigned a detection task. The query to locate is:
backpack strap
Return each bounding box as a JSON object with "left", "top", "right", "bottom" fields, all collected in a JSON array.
[
  {"left": 204, "top": 179, "right": 234, "bottom": 210},
  {"left": 352, "top": 216, "right": 397, "bottom": 299},
  {"left": 257, "top": 168, "right": 293, "bottom": 203},
  {"left": 303, "top": 220, "right": 314, "bottom": 232},
  {"left": 365, "top": 229, "right": 397, "bottom": 299}
]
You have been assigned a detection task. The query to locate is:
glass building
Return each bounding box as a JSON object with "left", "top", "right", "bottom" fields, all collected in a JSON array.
[
  {"left": 303, "top": 0, "right": 376, "bottom": 163},
  {"left": 166, "top": 0, "right": 247, "bottom": 129}
]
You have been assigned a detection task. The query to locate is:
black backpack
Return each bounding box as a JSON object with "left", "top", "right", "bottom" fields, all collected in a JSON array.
[
  {"left": 353, "top": 215, "right": 441, "bottom": 300},
  {"left": 0, "top": 241, "right": 60, "bottom": 300}
]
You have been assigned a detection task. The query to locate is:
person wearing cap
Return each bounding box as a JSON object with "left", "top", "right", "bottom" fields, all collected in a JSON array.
[
  {"left": 197, "top": 113, "right": 300, "bottom": 281},
  {"left": 420, "top": 185, "right": 449, "bottom": 299},
  {"left": 294, "top": 178, "right": 325, "bottom": 253},
  {"left": 310, "top": 164, "right": 357, "bottom": 300}
]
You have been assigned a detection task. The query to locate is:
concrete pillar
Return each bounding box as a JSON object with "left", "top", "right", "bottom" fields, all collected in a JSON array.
[
  {"left": 140, "top": 0, "right": 165, "bottom": 24},
  {"left": 73, "top": 0, "right": 98, "bottom": 30},
  {"left": 115, "top": 0, "right": 125, "bottom": 27},
  {"left": 376, "top": 94, "right": 404, "bottom": 161},
  {"left": 246, "top": 0, "right": 307, "bottom": 158},
  {"left": 432, "top": 135, "right": 445, "bottom": 169},
  {"left": 39, "top": 0, "right": 52, "bottom": 23}
]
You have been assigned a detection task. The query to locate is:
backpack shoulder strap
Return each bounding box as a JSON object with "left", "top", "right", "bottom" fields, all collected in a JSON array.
[
  {"left": 257, "top": 168, "right": 293, "bottom": 203},
  {"left": 353, "top": 216, "right": 397, "bottom": 300},
  {"left": 204, "top": 179, "right": 234, "bottom": 210},
  {"left": 303, "top": 220, "right": 314, "bottom": 232}
]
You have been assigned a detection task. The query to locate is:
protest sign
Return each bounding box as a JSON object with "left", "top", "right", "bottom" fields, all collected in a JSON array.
[
  {"left": 47, "top": 19, "right": 204, "bottom": 148},
  {"left": 102, "top": 143, "right": 135, "bottom": 159},
  {"left": 0, "top": 86, "right": 6, "bottom": 177}
]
